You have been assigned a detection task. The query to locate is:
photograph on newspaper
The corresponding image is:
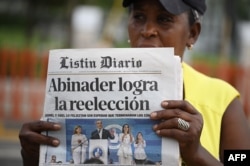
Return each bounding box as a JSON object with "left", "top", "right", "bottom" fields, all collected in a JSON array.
[{"left": 44, "top": 118, "right": 162, "bottom": 165}]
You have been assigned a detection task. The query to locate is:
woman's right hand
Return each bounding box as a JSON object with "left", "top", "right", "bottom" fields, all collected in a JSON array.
[{"left": 19, "top": 120, "right": 61, "bottom": 166}]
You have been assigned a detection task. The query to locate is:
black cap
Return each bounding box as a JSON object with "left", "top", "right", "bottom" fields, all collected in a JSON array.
[{"left": 122, "top": 0, "right": 206, "bottom": 15}]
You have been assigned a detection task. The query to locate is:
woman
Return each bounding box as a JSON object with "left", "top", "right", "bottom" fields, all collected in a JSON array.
[
  {"left": 71, "top": 125, "right": 88, "bottom": 164},
  {"left": 19, "top": 0, "right": 250, "bottom": 165},
  {"left": 124, "top": 0, "right": 250, "bottom": 165},
  {"left": 49, "top": 155, "right": 57, "bottom": 163},
  {"left": 134, "top": 132, "right": 147, "bottom": 164},
  {"left": 117, "top": 124, "right": 134, "bottom": 165}
]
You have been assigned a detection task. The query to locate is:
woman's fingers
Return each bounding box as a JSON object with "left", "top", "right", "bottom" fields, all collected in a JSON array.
[
  {"left": 26, "top": 120, "right": 61, "bottom": 133},
  {"left": 161, "top": 100, "right": 198, "bottom": 114},
  {"left": 150, "top": 108, "right": 192, "bottom": 121},
  {"left": 150, "top": 100, "right": 202, "bottom": 123},
  {"left": 20, "top": 130, "right": 60, "bottom": 146},
  {"left": 150, "top": 100, "right": 203, "bottom": 153},
  {"left": 153, "top": 118, "right": 201, "bottom": 137},
  {"left": 19, "top": 120, "right": 61, "bottom": 147},
  {"left": 19, "top": 120, "right": 62, "bottom": 165}
]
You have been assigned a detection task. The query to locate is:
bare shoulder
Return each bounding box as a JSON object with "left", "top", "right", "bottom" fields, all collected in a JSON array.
[{"left": 220, "top": 97, "right": 250, "bottom": 161}]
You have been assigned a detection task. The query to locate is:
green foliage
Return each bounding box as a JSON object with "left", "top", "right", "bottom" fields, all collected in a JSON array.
[
  {"left": 0, "top": 27, "right": 26, "bottom": 48},
  {"left": 236, "top": 0, "right": 250, "bottom": 20}
]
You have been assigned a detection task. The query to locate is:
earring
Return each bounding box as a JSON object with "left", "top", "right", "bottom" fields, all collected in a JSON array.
[
  {"left": 187, "top": 44, "right": 193, "bottom": 50},
  {"left": 127, "top": 39, "right": 130, "bottom": 43}
]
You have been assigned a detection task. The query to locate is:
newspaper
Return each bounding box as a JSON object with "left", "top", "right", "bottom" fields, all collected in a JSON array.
[{"left": 39, "top": 48, "right": 183, "bottom": 166}]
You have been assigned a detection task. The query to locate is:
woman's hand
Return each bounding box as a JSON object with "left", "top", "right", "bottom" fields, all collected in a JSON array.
[
  {"left": 150, "top": 100, "right": 203, "bottom": 164},
  {"left": 19, "top": 120, "right": 61, "bottom": 166}
]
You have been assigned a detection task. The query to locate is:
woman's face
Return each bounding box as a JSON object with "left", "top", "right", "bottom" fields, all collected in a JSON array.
[
  {"left": 137, "top": 133, "right": 142, "bottom": 139},
  {"left": 123, "top": 125, "right": 129, "bottom": 133},
  {"left": 128, "top": 0, "right": 196, "bottom": 58},
  {"left": 76, "top": 127, "right": 82, "bottom": 134}
]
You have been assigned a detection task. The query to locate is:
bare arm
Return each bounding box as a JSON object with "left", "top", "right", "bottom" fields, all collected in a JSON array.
[{"left": 220, "top": 98, "right": 250, "bottom": 161}]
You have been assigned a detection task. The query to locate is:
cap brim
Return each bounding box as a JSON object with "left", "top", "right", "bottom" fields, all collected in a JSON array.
[
  {"left": 159, "top": 0, "right": 190, "bottom": 15},
  {"left": 123, "top": 0, "right": 190, "bottom": 15}
]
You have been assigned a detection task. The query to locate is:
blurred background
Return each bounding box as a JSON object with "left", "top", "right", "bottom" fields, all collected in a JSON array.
[{"left": 0, "top": 0, "right": 249, "bottom": 165}]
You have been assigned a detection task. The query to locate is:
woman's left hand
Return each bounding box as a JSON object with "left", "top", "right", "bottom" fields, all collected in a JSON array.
[{"left": 150, "top": 100, "right": 203, "bottom": 162}]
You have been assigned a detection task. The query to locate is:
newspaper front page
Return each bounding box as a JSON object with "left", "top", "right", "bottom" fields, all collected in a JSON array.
[{"left": 39, "top": 48, "right": 183, "bottom": 166}]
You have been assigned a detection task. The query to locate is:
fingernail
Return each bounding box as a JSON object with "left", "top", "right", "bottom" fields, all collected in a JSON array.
[
  {"left": 53, "top": 124, "right": 61, "bottom": 129},
  {"left": 150, "top": 112, "right": 157, "bottom": 118},
  {"left": 52, "top": 139, "right": 60, "bottom": 146},
  {"left": 161, "top": 101, "right": 168, "bottom": 107},
  {"left": 153, "top": 124, "right": 158, "bottom": 130},
  {"left": 156, "top": 130, "right": 160, "bottom": 135}
]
